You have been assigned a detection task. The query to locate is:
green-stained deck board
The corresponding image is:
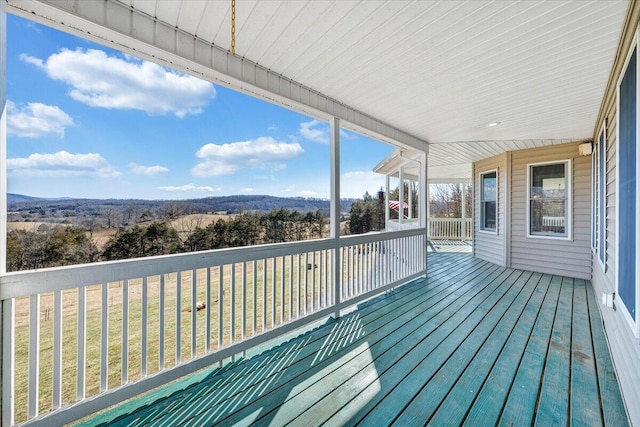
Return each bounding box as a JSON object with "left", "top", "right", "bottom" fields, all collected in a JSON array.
[
  {"left": 462, "top": 273, "right": 553, "bottom": 426},
  {"left": 76, "top": 253, "right": 629, "bottom": 427},
  {"left": 535, "top": 277, "right": 575, "bottom": 426},
  {"left": 425, "top": 272, "right": 547, "bottom": 426},
  {"left": 587, "top": 281, "right": 629, "bottom": 426},
  {"left": 570, "top": 279, "right": 602, "bottom": 426},
  {"left": 387, "top": 270, "right": 537, "bottom": 426},
  {"left": 498, "top": 274, "right": 563, "bottom": 426}
]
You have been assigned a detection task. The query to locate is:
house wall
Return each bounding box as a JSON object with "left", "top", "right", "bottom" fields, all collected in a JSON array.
[
  {"left": 473, "top": 154, "right": 507, "bottom": 266},
  {"left": 509, "top": 142, "right": 592, "bottom": 280},
  {"left": 590, "top": 1, "right": 640, "bottom": 424}
]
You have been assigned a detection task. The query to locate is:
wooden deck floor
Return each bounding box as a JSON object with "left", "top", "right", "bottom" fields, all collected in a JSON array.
[{"left": 78, "top": 253, "right": 628, "bottom": 426}]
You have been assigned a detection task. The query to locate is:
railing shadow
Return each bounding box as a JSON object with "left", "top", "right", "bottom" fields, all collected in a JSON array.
[{"left": 95, "top": 307, "right": 374, "bottom": 426}]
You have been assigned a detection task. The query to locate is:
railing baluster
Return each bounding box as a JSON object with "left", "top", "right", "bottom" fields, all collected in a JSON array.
[
  {"left": 205, "top": 269, "right": 211, "bottom": 352},
  {"left": 288, "top": 255, "right": 293, "bottom": 321},
  {"left": 262, "top": 259, "right": 266, "bottom": 331},
  {"left": 312, "top": 251, "right": 317, "bottom": 310},
  {"left": 252, "top": 261, "right": 257, "bottom": 334},
  {"left": 3, "top": 299, "right": 15, "bottom": 427},
  {"left": 280, "top": 256, "right": 285, "bottom": 324},
  {"left": 218, "top": 266, "right": 223, "bottom": 351},
  {"left": 231, "top": 264, "right": 236, "bottom": 344},
  {"left": 52, "top": 290, "right": 62, "bottom": 409},
  {"left": 176, "top": 272, "right": 181, "bottom": 364},
  {"left": 122, "top": 280, "right": 129, "bottom": 384},
  {"left": 242, "top": 262, "right": 247, "bottom": 341},
  {"left": 303, "top": 253, "right": 308, "bottom": 316},
  {"left": 160, "top": 274, "right": 165, "bottom": 369},
  {"left": 141, "top": 277, "right": 148, "bottom": 376},
  {"left": 77, "top": 286, "right": 86, "bottom": 401},
  {"left": 28, "top": 294, "right": 40, "bottom": 418},
  {"left": 319, "top": 250, "right": 324, "bottom": 308},
  {"left": 100, "top": 282, "right": 108, "bottom": 392},
  {"left": 271, "top": 258, "right": 276, "bottom": 326},
  {"left": 296, "top": 254, "right": 301, "bottom": 318},
  {"left": 367, "top": 243, "right": 371, "bottom": 290},
  {"left": 191, "top": 270, "right": 197, "bottom": 359}
]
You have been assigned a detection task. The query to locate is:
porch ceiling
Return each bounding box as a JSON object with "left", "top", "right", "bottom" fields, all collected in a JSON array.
[{"left": 9, "top": 0, "right": 629, "bottom": 180}]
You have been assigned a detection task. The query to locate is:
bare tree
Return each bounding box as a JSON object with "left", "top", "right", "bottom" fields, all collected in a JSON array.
[{"left": 103, "top": 207, "right": 119, "bottom": 228}]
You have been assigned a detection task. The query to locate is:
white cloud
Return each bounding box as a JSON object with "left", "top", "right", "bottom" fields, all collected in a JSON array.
[
  {"left": 282, "top": 185, "right": 321, "bottom": 198},
  {"left": 159, "top": 184, "right": 219, "bottom": 193},
  {"left": 192, "top": 136, "right": 303, "bottom": 177},
  {"left": 7, "top": 100, "right": 74, "bottom": 138},
  {"left": 241, "top": 187, "right": 256, "bottom": 193},
  {"left": 299, "top": 120, "right": 353, "bottom": 144},
  {"left": 22, "top": 49, "right": 215, "bottom": 117},
  {"left": 299, "top": 120, "right": 328, "bottom": 144},
  {"left": 7, "top": 151, "right": 120, "bottom": 177},
  {"left": 129, "top": 162, "right": 169, "bottom": 175},
  {"left": 341, "top": 171, "right": 385, "bottom": 199},
  {"left": 268, "top": 125, "right": 278, "bottom": 131}
]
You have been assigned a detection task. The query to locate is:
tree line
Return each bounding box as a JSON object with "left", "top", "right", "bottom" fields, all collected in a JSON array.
[{"left": 7, "top": 209, "right": 327, "bottom": 272}]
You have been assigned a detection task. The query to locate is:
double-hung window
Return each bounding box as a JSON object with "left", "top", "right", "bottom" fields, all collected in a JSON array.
[
  {"left": 528, "top": 161, "right": 571, "bottom": 238},
  {"left": 480, "top": 171, "right": 497, "bottom": 232}
]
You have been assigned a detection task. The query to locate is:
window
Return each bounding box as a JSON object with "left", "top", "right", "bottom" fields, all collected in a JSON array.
[
  {"left": 480, "top": 171, "right": 497, "bottom": 232},
  {"left": 528, "top": 161, "right": 570, "bottom": 238},
  {"left": 598, "top": 129, "right": 606, "bottom": 266},
  {"left": 617, "top": 43, "right": 637, "bottom": 326}
]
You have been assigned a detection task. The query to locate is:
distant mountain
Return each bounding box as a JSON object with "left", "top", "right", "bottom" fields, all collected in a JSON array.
[
  {"left": 8, "top": 193, "right": 73, "bottom": 205},
  {"left": 7, "top": 194, "right": 357, "bottom": 215},
  {"left": 7, "top": 193, "right": 44, "bottom": 204}
]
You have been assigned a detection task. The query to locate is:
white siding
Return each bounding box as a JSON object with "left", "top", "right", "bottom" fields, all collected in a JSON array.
[
  {"left": 509, "top": 142, "right": 592, "bottom": 279},
  {"left": 473, "top": 154, "right": 506, "bottom": 266},
  {"left": 591, "top": 2, "right": 640, "bottom": 424}
]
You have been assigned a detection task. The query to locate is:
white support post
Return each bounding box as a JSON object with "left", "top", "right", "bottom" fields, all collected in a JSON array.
[
  {"left": 408, "top": 180, "right": 413, "bottom": 222},
  {"left": 0, "top": 2, "right": 8, "bottom": 424},
  {"left": 330, "top": 117, "right": 341, "bottom": 319},
  {"left": 0, "top": 0, "right": 6, "bottom": 276},
  {"left": 385, "top": 175, "right": 390, "bottom": 227},
  {"left": 420, "top": 151, "right": 428, "bottom": 276},
  {"left": 399, "top": 167, "right": 405, "bottom": 225},
  {"left": 461, "top": 183, "right": 467, "bottom": 241},
  {"left": 419, "top": 153, "right": 427, "bottom": 228}
]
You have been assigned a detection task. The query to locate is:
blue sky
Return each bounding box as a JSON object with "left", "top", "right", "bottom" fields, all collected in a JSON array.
[{"left": 5, "top": 14, "right": 393, "bottom": 201}]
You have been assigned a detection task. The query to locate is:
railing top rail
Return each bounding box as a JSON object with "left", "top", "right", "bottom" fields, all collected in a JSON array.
[
  {"left": 0, "top": 237, "right": 331, "bottom": 299},
  {"left": 0, "top": 229, "right": 426, "bottom": 300},
  {"left": 339, "top": 228, "right": 426, "bottom": 247}
]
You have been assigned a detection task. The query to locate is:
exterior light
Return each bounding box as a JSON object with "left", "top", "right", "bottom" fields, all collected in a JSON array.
[{"left": 487, "top": 122, "right": 500, "bottom": 127}]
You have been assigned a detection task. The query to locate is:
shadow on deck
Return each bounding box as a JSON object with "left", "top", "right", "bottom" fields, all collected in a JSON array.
[{"left": 77, "top": 252, "right": 628, "bottom": 426}]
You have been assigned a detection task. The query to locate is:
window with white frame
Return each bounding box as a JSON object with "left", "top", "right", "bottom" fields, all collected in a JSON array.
[
  {"left": 480, "top": 171, "right": 497, "bottom": 232},
  {"left": 598, "top": 129, "right": 606, "bottom": 266},
  {"left": 528, "top": 161, "right": 570, "bottom": 238}
]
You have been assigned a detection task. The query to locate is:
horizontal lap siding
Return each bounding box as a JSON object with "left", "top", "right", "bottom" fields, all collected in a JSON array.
[
  {"left": 510, "top": 143, "right": 592, "bottom": 280},
  {"left": 591, "top": 2, "right": 640, "bottom": 424},
  {"left": 473, "top": 154, "right": 506, "bottom": 266}
]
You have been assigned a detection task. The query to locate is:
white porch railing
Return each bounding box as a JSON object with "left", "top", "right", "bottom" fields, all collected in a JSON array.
[
  {"left": 0, "top": 228, "right": 426, "bottom": 426},
  {"left": 428, "top": 218, "right": 473, "bottom": 240}
]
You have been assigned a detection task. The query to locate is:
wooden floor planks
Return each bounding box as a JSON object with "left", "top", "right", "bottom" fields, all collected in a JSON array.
[{"left": 77, "top": 253, "right": 628, "bottom": 427}]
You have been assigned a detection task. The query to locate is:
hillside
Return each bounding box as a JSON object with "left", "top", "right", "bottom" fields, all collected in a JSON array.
[{"left": 7, "top": 193, "right": 356, "bottom": 224}]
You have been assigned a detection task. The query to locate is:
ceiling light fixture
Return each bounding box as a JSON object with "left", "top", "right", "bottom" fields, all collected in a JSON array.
[{"left": 487, "top": 122, "right": 501, "bottom": 127}]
